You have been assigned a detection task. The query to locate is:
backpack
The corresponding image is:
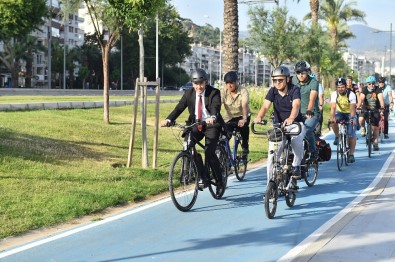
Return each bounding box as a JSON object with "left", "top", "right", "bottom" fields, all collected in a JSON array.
[{"left": 316, "top": 138, "right": 331, "bottom": 162}]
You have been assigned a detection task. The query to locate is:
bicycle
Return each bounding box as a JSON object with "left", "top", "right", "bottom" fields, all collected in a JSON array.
[
  {"left": 361, "top": 108, "right": 374, "bottom": 158},
  {"left": 217, "top": 121, "right": 248, "bottom": 181},
  {"left": 168, "top": 121, "right": 228, "bottom": 212},
  {"left": 378, "top": 113, "right": 384, "bottom": 143},
  {"left": 334, "top": 119, "right": 351, "bottom": 171},
  {"left": 252, "top": 120, "right": 302, "bottom": 219}
]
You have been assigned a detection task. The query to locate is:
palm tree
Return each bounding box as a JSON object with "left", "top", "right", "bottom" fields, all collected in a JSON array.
[
  {"left": 318, "top": 0, "right": 365, "bottom": 49},
  {"left": 223, "top": 0, "right": 239, "bottom": 74}
]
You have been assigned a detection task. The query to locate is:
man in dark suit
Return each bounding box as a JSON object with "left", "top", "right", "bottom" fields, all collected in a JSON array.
[{"left": 161, "top": 69, "right": 223, "bottom": 189}]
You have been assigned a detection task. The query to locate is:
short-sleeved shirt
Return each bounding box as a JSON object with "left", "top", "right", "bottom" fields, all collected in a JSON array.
[
  {"left": 330, "top": 90, "right": 357, "bottom": 113},
  {"left": 220, "top": 86, "right": 250, "bottom": 122},
  {"left": 361, "top": 86, "right": 382, "bottom": 110},
  {"left": 292, "top": 75, "right": 320, "bottom": 115},
  {"left": 265, "top": 84, "right": 304, "bottom": 124},
  {"left": 380, "top": 84, "right": 392, "bottom": 105}
]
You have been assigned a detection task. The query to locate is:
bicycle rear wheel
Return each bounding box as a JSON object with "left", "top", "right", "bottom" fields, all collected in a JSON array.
[
  {"left": 343, "top": 136, "right": 349, "bottom": 166},
  {"left": 264, "top": 181, "right": 278, "bottom": 219},
  {"left": 304, "top": 161, "right": 318, "bottom": 187},
  {"left": 207, "top": 164, "right": 227, "bottom": 199},
  {"left": 337, "top": 137, "right": 344, "bottom": 171},
  {"left": 169, "top": 152, "right": 199, "bottom": 212},
  {"left": 367, "top": 123, "right": 372, "bottom": 158}
]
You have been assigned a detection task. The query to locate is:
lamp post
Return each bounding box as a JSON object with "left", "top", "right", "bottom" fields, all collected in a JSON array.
[{"left": 373, "top": 23, "right": 393, "bottom": 85}]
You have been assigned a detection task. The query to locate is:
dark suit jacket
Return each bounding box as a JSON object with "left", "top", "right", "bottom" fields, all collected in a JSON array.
[{"left": 166, "top": 85, "right": 221, "bottom": 123}]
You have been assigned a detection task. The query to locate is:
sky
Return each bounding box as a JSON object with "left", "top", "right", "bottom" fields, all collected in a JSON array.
[{"left": 170, "top": 0, "right": 395, "bottom": 32}]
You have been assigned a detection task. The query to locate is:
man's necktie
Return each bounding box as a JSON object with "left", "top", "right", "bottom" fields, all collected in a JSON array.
[{"left": 198, "top": 95, "right": 202, "bottom": 120}]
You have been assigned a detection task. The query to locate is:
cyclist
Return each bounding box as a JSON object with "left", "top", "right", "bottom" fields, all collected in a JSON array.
[
  {"left": 310, "top": 72, "right": 324, "bottom": 136},
  {"left": 292, "top": 61, "right": 320, "bottom": 160},
  {"left": 220, "top": 70, "right": 251, "bottom": 159},
  {"left": 356, "top": 76, "right": 385, "bottom": 151},
  {"left": 346, "top": 75, "right": 361, "bottom": 130},
  {"left": 254, "top": 66, "right": 306, "bottom": 188},
  {"left": 377, "top": 76, "right": 393, "bottom": 139},
  {"left": 160, "top": 69, "right": 223, "bottom": 190},
  {"left": 330, "top": 78, "right": 357, "bottom": 163}
]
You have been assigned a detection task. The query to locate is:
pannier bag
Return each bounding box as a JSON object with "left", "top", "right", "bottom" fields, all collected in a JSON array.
[{"left": 316, "top": 138, "right": 331, "bottom": 161}]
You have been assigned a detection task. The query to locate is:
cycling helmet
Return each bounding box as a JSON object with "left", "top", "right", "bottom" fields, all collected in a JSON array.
[
  {"left": 271, "top": 66, "right": 290, "bottom": 77},
  {"left": 378, "top": 76, "right": 386, "bottom": 83},
  {"left": 335, "top": 77, "right": 346, "bottom": 86},
  {"left": 191, "top": 69, "right": 208, "bottom": 83},
  {"left": 365, "top": 76, "right": 376, "bottom": 83},
  {"left": 294, "top": 61, "right": 309, "bottom": 73},
  {"left": 224, "top": 71, "right": 239, "bottom": 83}
]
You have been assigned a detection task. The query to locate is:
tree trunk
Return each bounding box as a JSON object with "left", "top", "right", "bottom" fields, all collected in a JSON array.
[
  {"left": 102, "top": 44, "right": 110, "bottom": 124},
  {"left": 310, "top": 0, "right": 320, "bottom": 80},
  {"left": 223, "top": 0, "right": 239, "bottom": 73}
]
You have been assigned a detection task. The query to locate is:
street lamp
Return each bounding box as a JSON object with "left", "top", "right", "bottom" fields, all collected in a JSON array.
[{"left": 373, "top": 23, "right": 393, "bottom": 85}]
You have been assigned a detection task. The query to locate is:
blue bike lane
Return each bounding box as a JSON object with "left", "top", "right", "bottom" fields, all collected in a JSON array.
[{"left": 1, "top": 121, "right": 394, "bottom": 262}]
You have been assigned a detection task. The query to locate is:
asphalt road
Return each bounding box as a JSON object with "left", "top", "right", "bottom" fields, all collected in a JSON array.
[{"left": 1, "top": 119, "right": 394, "bottom": 261}]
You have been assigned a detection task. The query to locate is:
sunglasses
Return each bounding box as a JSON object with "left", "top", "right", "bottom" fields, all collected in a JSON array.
[
  {"left": 272, "top": 79, "right": 285, "bottom": 83},
  {"left": 296, "top": 72, "right": 307, "bottom": 75},
  {"left": 367, "top": 82, "right": 374, "bottom": 85}
]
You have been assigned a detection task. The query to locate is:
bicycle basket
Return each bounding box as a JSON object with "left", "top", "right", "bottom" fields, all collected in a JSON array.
[{"left": 267, "top": 128, "right": 283, "bottom": 142}]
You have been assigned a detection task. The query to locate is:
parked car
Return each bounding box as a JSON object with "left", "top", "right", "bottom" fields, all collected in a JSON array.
[
  {"left": 179, "top": 82, "right": 193, "bottom": 91},
  {"left": 162, "top": 86, "right": 178, "bottom": 91}
]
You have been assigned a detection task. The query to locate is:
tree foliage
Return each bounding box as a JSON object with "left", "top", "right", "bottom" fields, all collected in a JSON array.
[
  {"left": 0, "top": 0, "right": 48, "bottom": 40},
  {"left": 247, "top": 6, "right": 302, "bottom": 67}
]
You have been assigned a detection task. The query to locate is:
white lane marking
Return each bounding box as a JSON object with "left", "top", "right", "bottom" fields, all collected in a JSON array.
[{"left": 278, "top": 149, "right": 395, "bottom": 262}]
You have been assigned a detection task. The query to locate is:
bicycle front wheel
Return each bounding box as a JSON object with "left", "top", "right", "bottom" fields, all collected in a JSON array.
[
  {"left": 215, "top": 144, "right": 229, "bottom": 189},
  {"left": 235, "top": 149, "right": 248, "bottom": 181},
  {"left": 264, "top": 181, "right": 278, "bottom": 219},
  {"left": 337, "top": 136, "right": 344, "bottom": 171},
  {"left": 169, "top": 152, "right": 199, "bottom": 212},
  {"left": 304, "top": 161, "right": 318, "bottom": 187},
  {"left": 367, "top": 123, "right": 372, "bottom": 158}
]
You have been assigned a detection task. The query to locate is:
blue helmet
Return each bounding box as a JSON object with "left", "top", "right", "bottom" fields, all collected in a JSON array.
[{"left": 365, "top": 76, "right": 376, "bottom": 83}]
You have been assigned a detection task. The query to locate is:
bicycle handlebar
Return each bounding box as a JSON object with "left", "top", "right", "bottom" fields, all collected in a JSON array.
[
  {"left": 251, "top": 120, "right": 302, "bottom": 136},
  {"left": 251, "top": 120, "right": 268, "bottom": 135}
]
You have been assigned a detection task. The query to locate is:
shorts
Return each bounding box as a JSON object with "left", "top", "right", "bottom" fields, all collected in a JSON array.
[{"left": 335, "top": 112, "right": 357, "bottom": 137}]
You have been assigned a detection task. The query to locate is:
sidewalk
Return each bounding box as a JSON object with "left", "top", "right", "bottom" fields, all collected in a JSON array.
[{"left": 280, "top": 150, "right": 395, "bottom": 262}]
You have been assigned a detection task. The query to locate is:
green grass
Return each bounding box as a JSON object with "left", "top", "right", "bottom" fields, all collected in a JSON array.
[
  {"left": 0, "top": 96, "right": 272, "bottom": 239},
  {"left": 0, "top": 89, "right": 331, "bottom": 239}
]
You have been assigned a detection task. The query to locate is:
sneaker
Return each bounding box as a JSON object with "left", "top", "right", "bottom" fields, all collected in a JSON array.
[
  {"left": 373, "top": 143, "right": 379, "bottom": 151},
  {"left": 198, "top": 178, "right": 209, "bottom": 191},
  {"left": 348, "top": 155, "right": 355, "bottom": 163},
  {"left": 384, "top": 134, "right": 389, "bottom": 139},
  {"left": 292, "top": 166, "right": 301, "bottom": 180},
  {"left": 360, "top": 127, "right": 366, "bottom": 137},
  {"left": 333, "top": 137, "right": 339, "bottom": 145}
]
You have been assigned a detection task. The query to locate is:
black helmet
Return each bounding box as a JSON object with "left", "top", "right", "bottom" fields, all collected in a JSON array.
[
  {"left": 191, "top": 69, "right": 208, "bottom": 83},
  {"left": 294, "top": 61, "right": 310, "bottom": 73},
  {"left": 224, "top": 71, "right": 239, "bottom": 82},
  {"left": 271, "top": 66, "right": 290, "bottom": 77},
  {"left": 378, "top": 76, "right": 386, "bottom": 83},
  {"left": 335, "top": 77, "right": 346, "bottom": 86}
]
